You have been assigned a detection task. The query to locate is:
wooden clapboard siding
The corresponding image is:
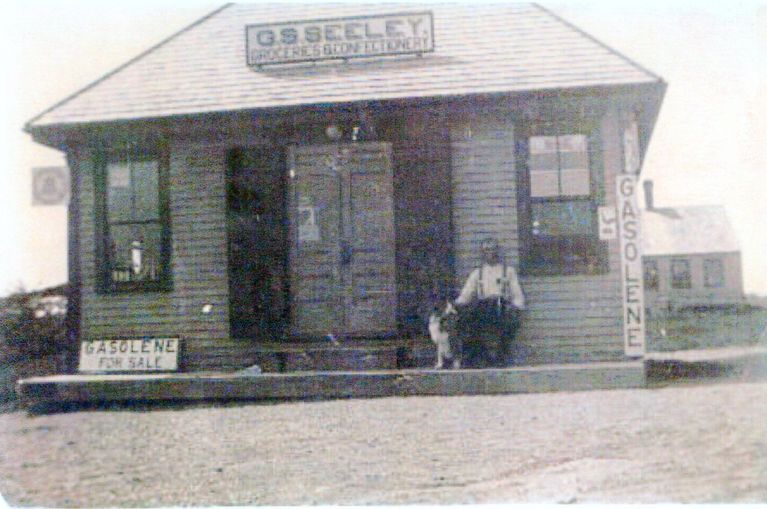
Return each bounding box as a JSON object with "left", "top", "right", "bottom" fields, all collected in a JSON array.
[
  {"left": 517, "top": 106, "right": 625, "bottom": 362},
  {"left": 70, "top": 95, "right": 634, "bottom": 371},
  {"left": 450, "top": 104, "right": 627, "bottom": 364},
  {"left": 74, "top": 137, "right": 233, "bottom": 372},
  {"left": 450, "top": 111, "right": 518, "bottom": 283}
]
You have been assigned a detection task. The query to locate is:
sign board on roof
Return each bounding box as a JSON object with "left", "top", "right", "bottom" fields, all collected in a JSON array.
[{"left": 246, "top": 12, "right": 434, "bottom": 67}]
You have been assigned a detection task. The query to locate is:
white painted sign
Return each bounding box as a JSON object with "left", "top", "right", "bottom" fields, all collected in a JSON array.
[
  {"left": 246, "top": 12, "right": 434, "bottom": 67},
  {"left": 598, "top": 206, "right": 617, "bottom": 240},
  {"left": 623, "top": 119, "right": 641, "bottom": 174},
  {"left": 298, "top": 204, "right": 320, "bottom": 242},
  {"left": 79, "top": 338, "right": 180, "bottom": 372},
  {"left": 617, "top": 175, "right": 645, "bottom": 357},
  {"left": 32, "top": 166, "right": 69, "bottom": 206}
]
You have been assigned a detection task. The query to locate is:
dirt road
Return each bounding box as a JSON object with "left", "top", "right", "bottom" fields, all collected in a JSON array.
[{"left": 1, "top": 380, "right": 765, "bottom": 506}]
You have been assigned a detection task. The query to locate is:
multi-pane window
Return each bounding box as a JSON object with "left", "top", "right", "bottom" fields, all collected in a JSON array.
[
  {"left": 671, "top": 259, "right": 691, "bottom": 289},
  {"left": 529, "top": 135, "right": 590, "bottom": 198},
  {"left": 704, "top": 258, "right": 724, "bottom": 288},
  {"left": 100, "top": 152, "right": 170, "bottom": 291},
  {"left": 519, "top": 128, "right": 605, "bottom": 275},
  {"left": 643, "top": 260, "right": 659, "bottom": 291}
]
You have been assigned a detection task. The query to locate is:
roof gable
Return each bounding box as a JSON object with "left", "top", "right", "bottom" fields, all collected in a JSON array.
[
  {"left": 642, "top": 205, "right": 741, "bottom": 257},
  {"left": 27, "top": 3, "right": 662, "bottom": 128}
]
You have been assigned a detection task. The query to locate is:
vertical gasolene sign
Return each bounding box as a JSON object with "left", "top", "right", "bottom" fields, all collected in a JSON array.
[{"left": 617, "top": 119, "right": 645, "bottom": 357}]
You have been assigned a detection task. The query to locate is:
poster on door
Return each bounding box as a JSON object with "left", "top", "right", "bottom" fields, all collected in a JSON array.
[{"left": 298, "top": 197, "right": 320, "bottom": 242}]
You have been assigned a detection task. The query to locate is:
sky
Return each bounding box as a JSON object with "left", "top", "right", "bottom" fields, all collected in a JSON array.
[{"left": 1, "top": 0, "right": 766, "bottom": 296}]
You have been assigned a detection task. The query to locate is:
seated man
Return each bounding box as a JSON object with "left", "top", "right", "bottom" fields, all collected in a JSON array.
[{"left": 454, "top": 238, "right": 525, "bottom": 367}]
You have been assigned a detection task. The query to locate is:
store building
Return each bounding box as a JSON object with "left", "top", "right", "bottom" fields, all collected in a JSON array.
[{"left": 25, "top": 3, "right": 665, "bottom": 372}]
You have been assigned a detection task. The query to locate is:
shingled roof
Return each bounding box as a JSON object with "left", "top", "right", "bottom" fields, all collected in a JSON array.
[
  {"left": 642, "top": 205, "right": 741, "bottom": 257},
  {"left": 26, "top": 3, "right": 663, "bottom": 129}
]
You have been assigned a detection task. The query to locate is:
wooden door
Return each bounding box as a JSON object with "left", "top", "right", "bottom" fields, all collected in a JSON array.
[
  {"left": 344, "top": 144, "right": 396, "bottom": 335},
  {"left": 288, "top": 143, "right": 396, "bottom": 338}
]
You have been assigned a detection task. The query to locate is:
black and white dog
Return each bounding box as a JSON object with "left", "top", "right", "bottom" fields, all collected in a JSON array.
[{"left": 428, "top": 301, "right": 462, "bottom": 369}]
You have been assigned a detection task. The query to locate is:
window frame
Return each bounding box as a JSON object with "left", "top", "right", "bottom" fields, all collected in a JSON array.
[
  {"left": 643, "top": 260, "right": 660, "bottom": 291},
  {"left": 703, "top": 258, "right": 725, "bottom": 288},
  {"left": 95, "top": 146, "right": 172, "bottom": 294},
  {"left": 516, "top": 119, "right": 608, "bottom": 277},
  {"left": 670, "top": 258, "right": 692, "bottom": 290}
]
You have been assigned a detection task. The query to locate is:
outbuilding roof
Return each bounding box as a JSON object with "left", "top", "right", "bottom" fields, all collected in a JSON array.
[
  {"left": 26, "top": 3, "right": 662, "bottom": 129},
  {"left": 642, "top": 205, "right": 741, "bottom": 257}
]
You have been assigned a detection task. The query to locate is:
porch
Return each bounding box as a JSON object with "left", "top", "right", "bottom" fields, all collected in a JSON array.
[{"left": 17, "top": 358, "right": 646, "bottom": 410}]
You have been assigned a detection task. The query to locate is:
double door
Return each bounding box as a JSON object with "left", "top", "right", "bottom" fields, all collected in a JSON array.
[{"left": 288, "top": 143, "right": 396, "bottom": 338}]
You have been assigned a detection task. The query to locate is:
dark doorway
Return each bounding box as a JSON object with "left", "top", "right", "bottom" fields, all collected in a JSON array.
[
  {"left": 380, "top": 111, "right": 455, "bottom": 335},
  {"left": 226, "top": 147, "right": 288, "bottom": 340}
]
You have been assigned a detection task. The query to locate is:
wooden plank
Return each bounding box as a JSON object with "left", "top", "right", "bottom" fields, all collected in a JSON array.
[{"left": 17, "top": 362, "right": 646, "bottom": 408}]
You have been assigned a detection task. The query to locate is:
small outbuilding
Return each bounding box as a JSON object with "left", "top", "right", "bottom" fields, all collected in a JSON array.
[
  {"left": 24, "top": 3, "right": 665, "bottom": 373},
  {"left": 641, "top": 181, "right": 744, "bottom": 311}
]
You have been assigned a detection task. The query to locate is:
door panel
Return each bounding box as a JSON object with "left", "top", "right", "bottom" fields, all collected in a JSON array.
[
  {"left": 288, "top": 143, "right": 396, "bottom": 337},
  {"left": 346, "top": 146, "right": 396, "bottom": 335},
  {"left": 288, "top": 149, "right": 343, "bottom": 336}
]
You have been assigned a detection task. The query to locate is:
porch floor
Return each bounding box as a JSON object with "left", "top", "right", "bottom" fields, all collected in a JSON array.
[{"left": 17, "top": 360, "right": 645, "bottom": 410}]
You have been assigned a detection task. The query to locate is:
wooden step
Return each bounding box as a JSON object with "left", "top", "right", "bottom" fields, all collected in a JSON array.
[{"left": 246, "top": 338, "right": 436, "bottom": 372}]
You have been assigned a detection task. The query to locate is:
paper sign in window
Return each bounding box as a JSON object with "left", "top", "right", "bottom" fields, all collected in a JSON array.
[{"left": 298, "top": 205, "right": 320, "bottom": 242}]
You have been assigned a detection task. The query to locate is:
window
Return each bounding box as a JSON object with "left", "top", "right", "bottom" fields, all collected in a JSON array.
[
  {"left": 671, "top": 259, "right": 691, "bottom": 289},
  {"left": 643, "top": 260, "right": 659, "bottom": 291},
  {"left": 704, "top": 258, "right": 724, "bottom": 288},
  {"left": 529, "top": 135, "right": 591, "bottom": 198},
  {"left": 517, "top": 125, "right": 606, "bottom": 275},
  {"left": 97, "top": 149, "right": 171, "bottom": 292}
]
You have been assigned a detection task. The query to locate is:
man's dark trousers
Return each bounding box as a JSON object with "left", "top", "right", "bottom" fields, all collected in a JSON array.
[{"left": 458, "top": 299, "right": 520, "bottom": 367}]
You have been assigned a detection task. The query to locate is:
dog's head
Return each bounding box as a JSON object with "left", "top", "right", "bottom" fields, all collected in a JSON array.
[
  {"left": 429, "top": 301, "right": 458, "bottom": 334},
  {"left": 441, "top": 301, "right": 459, "bottom": 333}
]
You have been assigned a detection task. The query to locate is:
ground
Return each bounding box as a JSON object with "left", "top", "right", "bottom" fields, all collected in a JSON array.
[
  {"left": 646, "top": 305, "right": 767, "bottom": 351},
  {"left": 0, "top": 378, "right": 765, "bottom": 506}
]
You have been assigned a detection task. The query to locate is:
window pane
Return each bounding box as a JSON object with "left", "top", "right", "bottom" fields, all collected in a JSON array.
[
  {"left": 560, "top": 169, "right": 590, "bottom": 196},
  {"left": 529, "top": 134, "right": 590, "bottom": 197},
  {"left": 671, "top": 259, "right": 691, "bottom": 289},
  {"left": 107, "top": 162, "right": 132, "bottom": 222},
  {"left": 530, "top": 153, "right": 559, "bottom": 173},
  {"left": 559, "top": 150, "right": 589, "bottom": 170},
  {"left": 531, "top": 201, "right": 593, "bottom": 236},
  {"left": 644, "top": 261, "right": 659, "bottom": 290},
  {"left": 132, "top": 160, "right": 160, "bottom": 221},
  {"left": 530, "top": 171, "right": 560, "bottom": 197},
  {"left": 704, "top": 259, "right": 724, "bottom": 288},
  {"left": 108, "top": 223, "right": 162, "bottom": 283},
  {"left": 530, "top": 136, "right": 558, "bottom": 154},
  {"left": 557, "top": 134, "right": 587, "bottom": 152}
]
